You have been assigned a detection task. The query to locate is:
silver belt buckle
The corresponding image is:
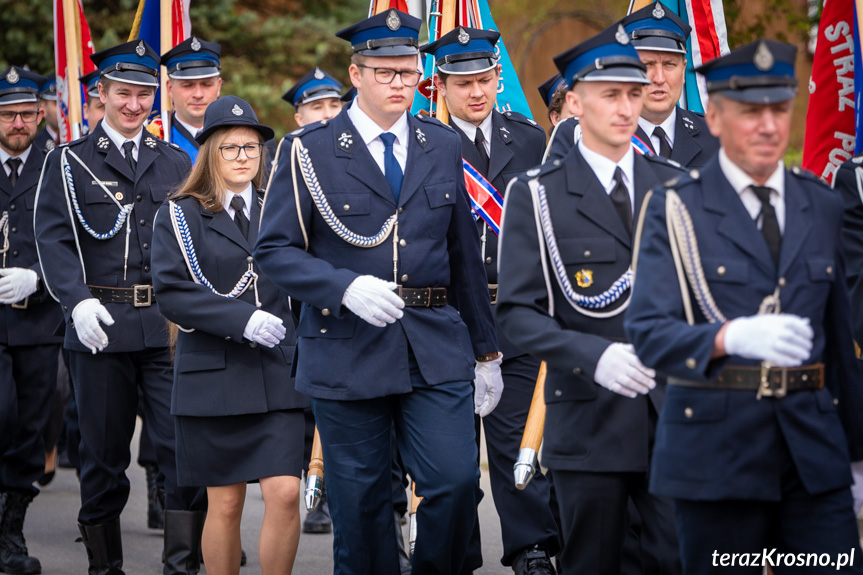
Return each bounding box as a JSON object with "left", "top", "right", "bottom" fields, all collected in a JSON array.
[{"left": 132, "top": 285, "right": 152, "bottom": 307}]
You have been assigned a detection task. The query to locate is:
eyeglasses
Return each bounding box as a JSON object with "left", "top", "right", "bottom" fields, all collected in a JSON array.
[
  {"left": 0, "top": 110, "right": 40, "bottom": 124},
  {"left": 356, "top": 64, "right": 422, "bottom": 87},
  {"left": 218, "top": 143, "right": 264, "bottom": 161}
]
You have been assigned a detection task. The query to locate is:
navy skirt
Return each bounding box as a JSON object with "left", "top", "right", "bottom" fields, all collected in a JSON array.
[{"left": 175, "top": 408, "right": 304, "bottom": 487}]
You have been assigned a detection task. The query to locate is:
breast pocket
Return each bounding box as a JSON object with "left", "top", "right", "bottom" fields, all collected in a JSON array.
[
  {"left": 807, "top": 259, "right": 835, "bottom": 283},
  {"left": 702, "top": 258, "right": 749, "bottom": 284},
  {"left": 149, "top": 183, "right": 174, "bottom": 205},
  {"left": 424, "top": 181, "right": 456, "bottom": 238},
  {"left": 326, "top": 193, "right": 371, "bottom": 217},
  {"left": 557, "top": 237, "right": 620, "bottom": 295}
]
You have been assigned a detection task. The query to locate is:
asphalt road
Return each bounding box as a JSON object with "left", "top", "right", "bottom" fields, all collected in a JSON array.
[{"left": 25, "top": 419, "right": 512, "bottom": 574}]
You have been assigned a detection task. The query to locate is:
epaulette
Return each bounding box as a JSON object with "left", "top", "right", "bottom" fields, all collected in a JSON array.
[
  {"left": 662, "top": 169, "right": 700, "bottom": 190},
  {"left": 284, "top": 119, "right": 330, "bottom": 141},
  {"left": 789, "top": 165, "right": 823, "bottom": 184},
  {"left": 643, "top": 153, "right": 687, "bottom": 173},
  {"left": 522, "top": 158, "right": 562, "bottom": 181},
  {"left": 414, "top": 113, "right": 455, "bottom": 131},
  {"left": 62, "top": 133, "right": 90, "bottom": 148},
  {"left": 502, "top": 110, "right": 543, "bottom": 131}
]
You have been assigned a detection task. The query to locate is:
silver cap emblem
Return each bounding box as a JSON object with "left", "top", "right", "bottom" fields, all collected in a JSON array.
[
  {"left": 6, "top": 68, "right": 19, "bottom": 84},
  {"left": 754, "top": 41, "right": 774, "bottom": 71},
  {"left": 231, "top": 104, "right": 244, "bottom": 116},
  {"left": 652, "top": 3, "right": 666, "bottom": 19},
  {"left": 314, "top": 68, "right": 325, "bottom": 80},
  {"left": 615, "top": 24, "right": 630, "bottom": 45},
  {"left": 458, "top": 27, "right": 470, "bottom": 45},
  {"left": 136, "top": 41, "right": 146, "bottom": 57},
  {"left": 386, "top": 9, "right": 401, "bottom": 31},
  {"left": 190, "top": 36, "right": 201, "bottom": 51}
]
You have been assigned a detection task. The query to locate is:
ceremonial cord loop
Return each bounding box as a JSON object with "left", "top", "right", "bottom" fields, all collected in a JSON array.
[
  {"left": 530, "top": 178, "right": 633, "bottom": 319},
  {"left": 169, "top": 201, "right": 261, "bottom": 306},
  {"left": 61, "top": 148, "right": 134, "bottom": 241},
  {"left": 0, "top": 211, "right": 9, "bottom": 255}
]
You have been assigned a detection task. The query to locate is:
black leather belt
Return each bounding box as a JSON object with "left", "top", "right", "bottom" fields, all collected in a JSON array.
[
  {"left": 488, "top": 284, "right": 498, "bottom": 305},
  {"left": 88, "top": 285, "right": 155, "bottom": 307},
  {"left": 669, "top": 363, "right": 824, "bottom": 398},
  {"left": 398, "top": 287, "right": 447, "bottom": 307}
]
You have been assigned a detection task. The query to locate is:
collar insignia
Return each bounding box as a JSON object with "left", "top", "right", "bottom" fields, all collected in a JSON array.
[
  {"left": 415, "top": 127, "right": 427, "bottom": 147},
  {"left": 386, "top": 10, "right": 401, "bottom": 31},
  {"left": 499, "top": 125, "right": 511, "bottom": 143},
  {"left": 45, "top": 139, "right": 55, "bottom": 151},
  {"left": 144, "top": 136, "right": 157, "bottom": 148},
  {"left": 136, "top": 41, "right": 146, "bottom": 57},
  {"left": 97, "top": 136, "right": 110, "bottom": 150},
  {"left": 682, "top": 115, "right": 695, "bottom": 130},
  {"left": 338, "top": 131, "right": 354, "bottom": 152}
]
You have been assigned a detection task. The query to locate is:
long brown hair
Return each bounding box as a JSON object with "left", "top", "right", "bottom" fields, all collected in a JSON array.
[{"left": 169, "top": 126, "right": 265, "bottom": 211}]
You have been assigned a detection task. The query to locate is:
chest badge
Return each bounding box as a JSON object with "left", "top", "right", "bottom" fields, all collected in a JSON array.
[
  {"left": 575, "top": 269, "right": 593, "bottom": 288},
  {"left": 337, "top": 131, "right": 354, "bottom": 152},
  {"left": 114, "top": 192, "right": 124, "bottom": 201}
]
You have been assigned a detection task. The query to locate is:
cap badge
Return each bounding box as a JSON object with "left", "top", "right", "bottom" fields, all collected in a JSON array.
[
  {"left": 458, "top": 27, "right": 470, "bottom": 45},
  {"left": 136, "top": 41, "right": 146, "bottom": 57},
  {"left": 575, "top": 269, "right": 593, "bottom": 288},
  {"left": 386, "top": 9, "right": 401, "bottom": 31},
  {"left": 652, "top": 3, "right": 666, "bottom": 19},
  {"left": 190, "top": 36, "right": 201, "bottom": 52},
  {"left": 231, "top": 104, "right": 244, "bottom": 116},
  {"left": 754, "top": 41, "right": 774, "bottom": 72},
  {"left": 6, "top": 68, "right": 19, "bottom": 84},
  {"left": 314, "top": 68, "right": 325, "bottom": 80},
  {"left": 615, "top": 24, "right": 630, "bottom": 45}
]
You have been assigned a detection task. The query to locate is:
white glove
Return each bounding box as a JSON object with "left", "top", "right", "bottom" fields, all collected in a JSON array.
[
  {"left": 594, "top": 343, "right": 656, "bottom": 398},
  {"left": 243, "top": 310, "right": 287, "bottom": 348},
  {"left": 724, "top": 314, "right": 813, "bottom": 367},
  {"left": 342, "top": 275, "right": 404, "bottom": 327},
  {"left": 0, "top": 268, "right": 38, "bottom": 304},
  {"left": 71, "top": 298, "right": 114, "bottom": 354},
  {"left": 474, "top": 355, "right": 504, "bottom": 417}
]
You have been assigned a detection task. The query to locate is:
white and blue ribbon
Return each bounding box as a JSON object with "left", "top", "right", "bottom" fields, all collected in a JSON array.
[{"left": 61, "top": 148, "right": 134, "bottom": 241}]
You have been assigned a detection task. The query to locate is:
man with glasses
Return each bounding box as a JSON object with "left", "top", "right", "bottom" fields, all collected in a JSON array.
[
  {"left": 34, "top": 41, "right": 204, "bottom": 575},
  {"left": 256, "top": 10, "right": 502, "bottom": 574},
  {"left": 422, "top": 26, "right": 559, "bottom": 575},
  {"left": 0, "top": 66, "right": 63, "bottom": 575}
]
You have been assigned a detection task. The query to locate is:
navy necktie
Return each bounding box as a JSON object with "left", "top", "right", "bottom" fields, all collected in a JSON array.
[
  {"left": 122, "top": 140, "right": 137, "bottom": 174},
  {"left": 751, "top": 185, "right": 781, "bottom": 266},
  {"left": 653, "top": 126, "right": 672, "bottom": 159},
  {"left": 474, "top": 127, "right": 490, "bottom": 177},
  {"left": 379, "top": 132, "right": 403, "bottom": 202},
  {"left": 6, "top": 158, "right": 21, "bottom": 189},
  {"left": 610, "top": 167, "right": 632, "bottom": 235},
  {"left": 231, "top": 195, "right": 249, "bottom": 239}
]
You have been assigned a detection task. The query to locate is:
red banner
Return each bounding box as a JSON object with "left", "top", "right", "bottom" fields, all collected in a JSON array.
[
  {"left": 54, "top": 0, "right": 96, "bottom": 143},
  {"left": 802, "top": 0, "right": 856, "bottom": 185}
]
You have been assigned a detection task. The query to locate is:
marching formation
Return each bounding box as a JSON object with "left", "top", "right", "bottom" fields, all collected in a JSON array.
[{"left": 2, "top": 2, "right": 863, "bottom": 575}]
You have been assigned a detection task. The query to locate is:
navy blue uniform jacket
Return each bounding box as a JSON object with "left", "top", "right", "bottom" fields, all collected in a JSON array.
[
  {"left": 254, "top": 107, "right": 498, "bottom": 401},
  {"left": 495, "top": 146, "right": 684, "bottom": 472},
  {"left": 546, "top": 107, "right": 718, "bottom": 168},
  {"left": 34, "top": 121, "right": 191, "bottom": 352},
  {"left": 625, "top": 158, "right": 863, "bottom": 501},
  {"left": 151, "top": 192, "right": 308, "bottom": 417},
  {"left": 0, "top": 144, "right": 62, "bottom": 346}
]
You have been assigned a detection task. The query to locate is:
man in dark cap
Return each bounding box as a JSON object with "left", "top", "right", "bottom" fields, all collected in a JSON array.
[
  {"left": 626, "top": 39, "right": 863, "bottom": 573},
  {"left": 538, "top": 73, "right": 569, "bottom": 128},
  {"left": 548, "top": 1, "right": 718, "bottom": 168},
  {"left": 80, "top": 70, "right": 106, "bottom": 133},
  {"left": 496, "top": 23, "right": 685, "bottom": 575},
  {"left": 34, "top": 39, "right": 204, "bottom": 575},
  {"left": 283, "top": 67, "right": 344, "bottom": 128},
  {"left": 34, "top": 74, "right": 59, "bottom": 153},
  {"left": 0, "top": 65, "right": 63, "bottom": 575},
  {"left": 423, "top": 26, "right": 559, "bottom": 575},
  {"left": 256, "top": 9, "right": 502, "bottom": 574},
  {"left": 161, "top": 36, "right": 222, "bottom": 164}
]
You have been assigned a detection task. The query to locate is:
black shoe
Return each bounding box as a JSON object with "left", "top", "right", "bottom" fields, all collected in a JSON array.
[
  {"left": 78, "top": 519, "right": 124, "bottom": 575},
  {"left": 0, "top": 492, "right": 41, "bottom": 575},
  {"left": 302, "top": 489, "right": 331, "bottom": 534},
  {"left": 35, "top": 472, "right": 54, "bottom": 488},
  {"left": 144, "top": 465, "right": 164, "bottom": 530},
  {"left": 240, "top": 549, "right": 247, "bottom": 567},
  {"left": 163, "top": 510, "right": 204, "bottom": 575},
  {"left": 512, "top": 546, "right": 556, "bottom": 575}
]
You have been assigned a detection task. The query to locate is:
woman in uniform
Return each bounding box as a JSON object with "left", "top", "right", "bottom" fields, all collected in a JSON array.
[{"left": 152, "top": 95, "right": 307, "bottom": 575}]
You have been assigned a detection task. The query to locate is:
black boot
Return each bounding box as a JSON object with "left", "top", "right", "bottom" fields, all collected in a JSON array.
[
  {"left": 512, "top": 545, "right": 556, "bottom": 575},
  {"left": 163, "top": 510, "right": 204, "bottom": 575},
  {"left": 78, "top": 519, "right": 124, "bottom": 575},
  {"left": 302, "top": 483, "right": 331, "bottom": 534},
  {"left": 0, "top": 491, "right": 41, "bottom": 575},
  {"left": 145, "top": 465, "right": 165, "bottom": 530}
]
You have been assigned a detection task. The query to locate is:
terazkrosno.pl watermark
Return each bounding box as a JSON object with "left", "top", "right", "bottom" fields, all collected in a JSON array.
[{"left": 712, "top": 549, "right": 856, "bottom": 570}]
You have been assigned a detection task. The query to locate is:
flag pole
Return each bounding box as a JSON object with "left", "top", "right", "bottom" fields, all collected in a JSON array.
[
  {"left": 434, "top": 0, "right": 456, "bottom": 124},
  {"left": 160, "top": 0, "right": 172, "bottom": 142},
  {"left": 62, "top": 0, "right": 83, "bottom": 140}
]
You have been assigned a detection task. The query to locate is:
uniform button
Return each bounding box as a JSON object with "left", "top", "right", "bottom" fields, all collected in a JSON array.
[
  {"left": 834, "top": 398, "right": 840, "bottom": 406},
  {"left": 717, "top": 265, "right": 726, "bottom": 276},
  {"left": 10, "top": 227, "right": 16, "bottom": 233},
  {"left": 398, "top": 207, "right": 404, "bottom": 213},
  {"left": 343, "top": 204, "right": 350, "bottom": 212},
  {"left": 685, "top": 357, "right": 697, "bottom": 369},
  {"left": 144, "top": 265, "right": 150, "bottom": 273},
  {"left": 249, "top": 342, "right": 257, "bottom": 348},
  {"left": 143, "top": 243, "right": 149, "bottom": 250},
  {"left": 684, "top": 407, "right": 693, "bottom": 419},
  {"left": 445, "top": 193, "right": 450, "bottom": 200},
  {"left": 572, "top": 367, "right": 583, "bottom": 375},
  {"left": 485, "top": 257, "right": 493, "bottom": 264},
  {"left": 225, "top": 336, "right": 232, "bottom": 341},
  {"left": 11, "top": 250, "right": 17, "bottom": 257},
  {"left": 136, "top": 194, "right": 143, "bottom": 202},
  {"left": 399, "top": 239, "right": 407, "bottom": 247},
  {"left": 778, "top": 277, "right": 787, "bottom": 287},
  {"left": 320, "top": 328, "right": 328, "bottom": 334},
  {"left": 826, "top": 266, "right": 833, "bottom": 275},
  {"left": 583, "top": 250, "right": 591, "bottom": 259},
  {"left": 321, "top": 308, "right": 330, "bottom": 316},
  {"left": 139, "top": 219, "right": 146, "bottom": 226},
  {"left": 8, "top": 203, "right": 14, "bottom": 211},
  {"left": 401, "top": 274, "right": 409, "bottom": 282},
  {"left": 554, "top": 389, "right": 562, "bottom": 397}
]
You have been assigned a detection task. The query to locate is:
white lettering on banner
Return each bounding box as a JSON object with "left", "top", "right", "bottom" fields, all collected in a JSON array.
[
  {"left": 821, "top": 131, "right": 856, "bottom": 181},
  {"left": 825, "top": 21, "right": 855, "bottom": 111}
]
